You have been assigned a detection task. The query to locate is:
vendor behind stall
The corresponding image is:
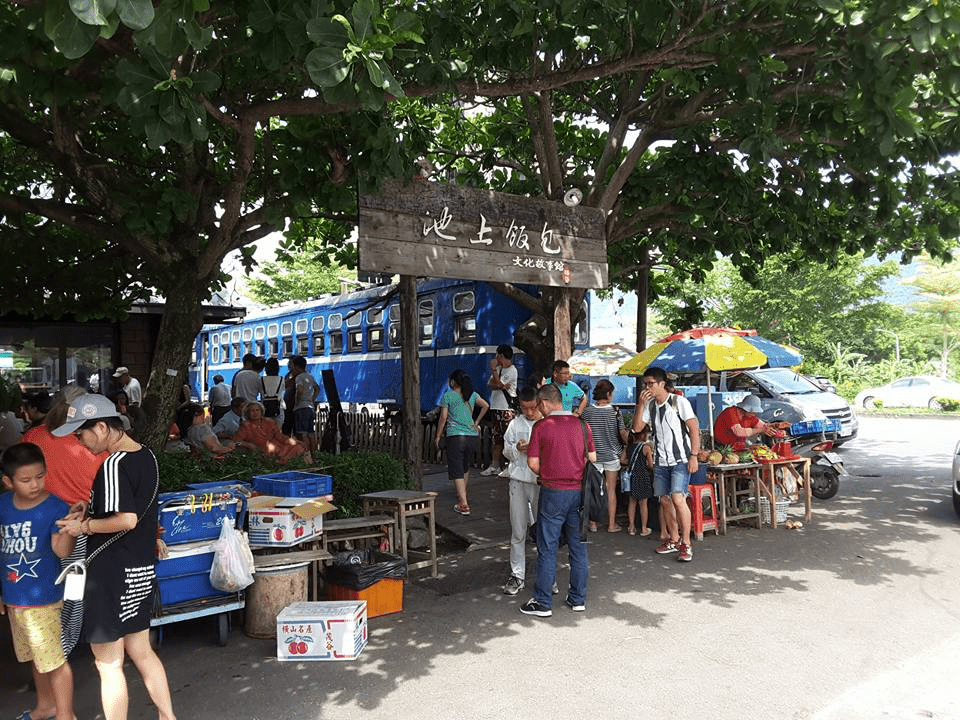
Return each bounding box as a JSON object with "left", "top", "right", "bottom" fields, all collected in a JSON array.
[{"left": 713, "top": 395, "right": 789, "bottom": 449}]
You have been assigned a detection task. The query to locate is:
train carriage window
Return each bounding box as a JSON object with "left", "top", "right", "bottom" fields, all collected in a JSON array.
[
  {"left": 253, "top": 327, "right": 265, "bottom": 358},
  {"left": 453, "top": 291, "right": 475, "bottom": 313},
  {"left": 346, "top": 310, "right": 362, "bottom": 328},
  {"left": 453, "top": 291, "right": 476, "bottom": 345},
  {"left": 387, "top": 305, "right": 400, "bottom": 348},
  {"left": 366, "top": 308, "right": 384, "bottom": 351},
  {"left": 419, "top": 300, "right": 434, "bottom": 346},
  {"left": 267, "top": 323, "right": 279, "bottom": 358},
  {"left": 211, "top": 333, "right": 220, "bottom": 364},
  {"left": 329, "top": 314, "right": 343, "bottom": 354},
  {"left": 295, "top": 319, "right": 308, "bottom": 334},
  {"left": 231, "top": 329, "right": 241, "bottom": 362},
  {"left": 280, "top": 321, "right": 293, "bottom": 357},
  {"left": 311, "top": 316, "right": 325, "bottom": 332},
  {"left": 348, "top": 330, "right": 363, "bottom": 352},
  {"left": 297, "top": 336, "right": 309, "bottom": 355},
  {"left": 313, "top": 333, "right": 325, "bottom": 356},
  {"left": 574, "top": 301, "right": 589, "bottom": 346},
  {"left": 254, "top": 326, "right": 265, "bottom": 340}
]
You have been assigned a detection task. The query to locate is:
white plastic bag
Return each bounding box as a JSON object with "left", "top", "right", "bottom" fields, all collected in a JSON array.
[{"left": 209, "top": 519, "right": 255, "bottom": 592}]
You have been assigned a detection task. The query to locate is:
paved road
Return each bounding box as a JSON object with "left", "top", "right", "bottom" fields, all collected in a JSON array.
[{"left": 3, "top": 415, "right": 959, "bottom": 720}]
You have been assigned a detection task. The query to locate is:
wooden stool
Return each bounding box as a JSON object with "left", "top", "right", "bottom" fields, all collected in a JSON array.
[
  {"left": 360, "top": 490, "right": 438, "bottom": 577},
  {"left": 687, "top": 481, "right": 719, "bottom": 541}
]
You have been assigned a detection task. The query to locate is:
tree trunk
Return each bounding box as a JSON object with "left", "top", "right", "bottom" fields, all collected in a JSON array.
[
  {"left": 138, "top": 278, "right": 209, "bottom": 451},
  {"left": 554, "top": 288, "right": 572, "bottom": 360},
  {"left": 400, "top": 275, "right": 423, "bottom": 486}
]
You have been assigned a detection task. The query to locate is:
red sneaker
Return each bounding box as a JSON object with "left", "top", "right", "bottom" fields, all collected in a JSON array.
[
  {"left": 677, "top": 543, "right": 693, "bottom": 562},
  {"left": 655, "top": 540, "right": 678, "bottom": 554}
]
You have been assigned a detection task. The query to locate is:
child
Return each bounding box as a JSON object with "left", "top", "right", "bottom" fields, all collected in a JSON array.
[
  {"left": 0, "top": 442, "right": 78, "bottom": 720},
  {"left": 625, "top": 429, "right": 655, "bottom": 537},
  {"left": 500, "top": 386, "right": 543, "bottom": 595}
]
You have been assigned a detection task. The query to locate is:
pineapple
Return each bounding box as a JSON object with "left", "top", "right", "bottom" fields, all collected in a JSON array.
[
  {"left": 707, "top": 449, "right": 723, "bottom": 465},
  {"left": 718, "top": 444, "right": 740, "bottom": 465}
]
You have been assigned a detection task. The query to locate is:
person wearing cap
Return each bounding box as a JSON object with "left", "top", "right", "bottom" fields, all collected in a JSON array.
[
  {"left": 713, "top": 394, "right": 789, "bottom": 450},
  {"left": 53, "top": 394, "right": 176, "bottom": 720},
  {"left": 112, "top": 366, "right": 142, "bottom": 407}
]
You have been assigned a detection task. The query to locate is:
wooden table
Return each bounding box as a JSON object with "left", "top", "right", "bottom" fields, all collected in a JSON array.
[
  {"left": 758, "top": 456, "right": 812, "bottom": 528},
  {"left": 361, "top": 490, "right": 438, "bottom": 577},
  {"left": 707, "top": 463, "right": 762, "bottom": 534}
]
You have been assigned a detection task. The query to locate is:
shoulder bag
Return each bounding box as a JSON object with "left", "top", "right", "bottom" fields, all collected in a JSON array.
[{"left": 578, "top": 419, "right": 606, "bottom": 536}]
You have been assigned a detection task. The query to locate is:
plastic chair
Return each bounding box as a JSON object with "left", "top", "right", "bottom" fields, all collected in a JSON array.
[{"left": 687, "top": 481, "right": 719, "bottom": 541}]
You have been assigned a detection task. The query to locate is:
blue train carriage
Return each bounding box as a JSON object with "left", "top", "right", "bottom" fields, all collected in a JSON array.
[{"left": 189, "top": 278, "right": 590, "bottom": 415}]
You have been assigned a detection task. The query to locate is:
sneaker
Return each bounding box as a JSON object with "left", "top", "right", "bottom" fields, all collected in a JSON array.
[
  {"left": 564, "top": 597, "right": 586, "bottom": 612},
  {"left": 480, "top": 465, "right": 500, "bottom": 476},
  {"left": 677, "top": 543, "right": 693, "bottom": 562},
  {"left": 519, "top": 599, "right": 552, "bottom": 617},
  {"left": 655, "top": 540, "right": 679, "bottom": 554},
  {"left": 453, "top": 503, "right": 471, "bottom": 516},
  {"left": 552, "top": 581, "right": 559, "bottom": 595},
  {"left": 503, "top": 576, "right": 524, "bottom": 596}
]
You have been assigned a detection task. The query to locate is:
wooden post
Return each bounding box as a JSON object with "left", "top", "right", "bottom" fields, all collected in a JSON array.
[
  {"left": 399, "top": 275, "right": 423, "bottom": 487},
  {"left": 554, "top": 288, "right": 572, "bottom": 360}
]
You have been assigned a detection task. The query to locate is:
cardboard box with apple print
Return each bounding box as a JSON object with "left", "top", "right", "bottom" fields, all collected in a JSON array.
[{"left": 247, "top": 495, "right": 335, "bottom": 547}]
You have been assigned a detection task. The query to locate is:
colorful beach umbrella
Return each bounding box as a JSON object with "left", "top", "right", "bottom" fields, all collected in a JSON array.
[{"left": 617, "top": 327, "right": 801, "bottom": 376}]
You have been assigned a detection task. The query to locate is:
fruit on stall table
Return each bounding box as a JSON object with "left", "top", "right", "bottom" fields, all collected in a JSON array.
[
  {"left": 708, "top": 449, "right": 724, "bottom": 465},
  {"left": 718, "top": 444, "right": 739, "bottom": 465}
]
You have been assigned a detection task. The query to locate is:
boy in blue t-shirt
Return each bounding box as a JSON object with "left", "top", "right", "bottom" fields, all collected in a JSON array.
[{"left": 1, "top": 442, "right": 79, "bottom": 720}]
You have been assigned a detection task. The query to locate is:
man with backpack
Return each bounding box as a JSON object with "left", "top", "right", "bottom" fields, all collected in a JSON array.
[{"left": 632, "top": 366, "right": 701, "bottom": 563}]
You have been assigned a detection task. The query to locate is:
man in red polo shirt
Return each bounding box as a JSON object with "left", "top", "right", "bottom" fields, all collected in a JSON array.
[
  {"left": 520, "top": 383, "right": 596, "bottom": 618},
  {"left": 713, "top": 395, "right": 788, "bottom": 450}
]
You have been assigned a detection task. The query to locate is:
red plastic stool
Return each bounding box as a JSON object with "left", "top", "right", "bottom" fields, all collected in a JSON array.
[{"left": 687, "top": 482, "right": 719, "bottom": 541}]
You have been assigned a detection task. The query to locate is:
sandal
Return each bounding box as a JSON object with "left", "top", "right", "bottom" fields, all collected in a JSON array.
[
  {"left": 627, "top": 526, "right": 637, "bottom": 536},
  {"left": 607, "top": 525, "right": 622, "bottom": 533},
  {"left": 453, "top": 503, "right": 471, "bottom": 516}
]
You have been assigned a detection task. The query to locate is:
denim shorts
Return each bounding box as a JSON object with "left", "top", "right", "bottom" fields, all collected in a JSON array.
[
  {"left": 293, "top": 407, "right": 314, "bottom": 434},
  {"left": 593, "top": 459, "right": 622, "bottom": 473},
  {"left": 653, "top": 463, "right": 691, "bottom": 497}
]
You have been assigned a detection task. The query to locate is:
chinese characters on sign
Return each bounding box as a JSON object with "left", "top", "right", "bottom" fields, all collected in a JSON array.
[
  {"left": 423, "top": 208, "right": 566, "bottom": 275},
  {"left": 359, "top": 179, "right": 608, "bottom": 289}
]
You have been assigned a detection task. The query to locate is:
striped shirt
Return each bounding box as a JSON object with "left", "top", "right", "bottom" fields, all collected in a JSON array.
[
  {"left": 640, "top": 394, "right": 696, "bottom": 467},
  {"left": 581, "top": 403, "right": 626, "bottom": 463}
]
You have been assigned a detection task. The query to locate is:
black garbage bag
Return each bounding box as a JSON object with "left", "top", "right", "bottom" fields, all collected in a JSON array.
[{"left": 327, "top": 549, "right": 407, "bottom": 590}]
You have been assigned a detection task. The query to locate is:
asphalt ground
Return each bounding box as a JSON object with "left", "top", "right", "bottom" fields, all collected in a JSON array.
[{"left": 3, "top": 415, "right": 960, "bottom": 720}]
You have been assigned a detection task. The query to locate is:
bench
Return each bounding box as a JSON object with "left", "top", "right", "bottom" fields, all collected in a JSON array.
[{"left": 321, "top": 514, "right": 397, "bottom": 556}]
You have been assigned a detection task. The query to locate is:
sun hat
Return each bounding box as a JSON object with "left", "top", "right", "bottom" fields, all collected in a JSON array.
[
  {"left": 112, "top": 366, "right": 129, "bottom": 378},
  {"left": 51, "top": 394, "right": 121, "bottom": 437},
  {"left": 736, "top": 394, "right": 763, "bottom": 414}
]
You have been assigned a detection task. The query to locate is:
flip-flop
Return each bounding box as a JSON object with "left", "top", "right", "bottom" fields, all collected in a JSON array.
[{"left": 16, "top": 711, "right": 53, "bottom": 720}]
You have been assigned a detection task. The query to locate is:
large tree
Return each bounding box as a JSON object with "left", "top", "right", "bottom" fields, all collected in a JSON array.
[{"left": 1, "top": 0, "right": 959, "bottom": 448}]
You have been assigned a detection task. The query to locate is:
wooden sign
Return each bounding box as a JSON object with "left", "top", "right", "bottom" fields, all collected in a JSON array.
[{"left": 358, "top": 179, "right": 607, "bottom": 289}]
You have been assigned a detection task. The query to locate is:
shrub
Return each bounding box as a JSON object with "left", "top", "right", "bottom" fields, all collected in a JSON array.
[
  {"left": 313, "top": 451, "right": 413, "bottom": 518},
  {"left": 937, "top": 397, "right": 960, "bottom": 412},
  {"left": 155, "top": 450, "right": 303, "bottom": 493}
]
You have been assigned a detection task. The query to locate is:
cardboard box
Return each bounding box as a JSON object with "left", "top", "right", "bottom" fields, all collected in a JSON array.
[
  {"left": 326, "top": 578, "right": 404, "bottom": 618},
  {"left": 247, "top": 496, "right": 335, "bottom": 547},
  {"left": 276, "top": 601, "right": 367, "bottom": 661}
]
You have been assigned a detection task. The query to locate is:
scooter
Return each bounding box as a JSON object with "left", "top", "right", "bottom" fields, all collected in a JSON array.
[{"left": 784, "top": 431, "right": 846, "bottom": 500}]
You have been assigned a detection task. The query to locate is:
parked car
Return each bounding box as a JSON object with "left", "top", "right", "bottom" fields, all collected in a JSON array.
[
  {"left": 805, "top": 375, "right": 837, "bottom": 393},
  {"left": 953, "top": 440, "right": 960, "bottom": 518},
  {"left": 854, "top": 376, "right": 960, "bottom": 409}
]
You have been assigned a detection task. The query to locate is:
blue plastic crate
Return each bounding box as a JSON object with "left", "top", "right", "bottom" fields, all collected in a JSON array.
[
  {"left": 186, "top": 480, "right": 251, "bottom": 492},
  {"left": 156, "top": 542, "right": 231, "bottom": 605},
  {"left": 158, "top": 489, "right": 245, "bottom": 546},
  {"left": 252, "top": 471, "right": 332, "bottom": 498},
  {"left": 790, "top": 419, "right": 826, "bottom": 436}
]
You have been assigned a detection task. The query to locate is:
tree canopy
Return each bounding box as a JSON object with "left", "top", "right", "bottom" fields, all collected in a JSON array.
[{"left": 1, "top": 0, "right": 960, "bottom": 445}]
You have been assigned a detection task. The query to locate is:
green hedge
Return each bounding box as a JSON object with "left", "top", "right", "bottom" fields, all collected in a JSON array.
[
  {"left": 155, "top": 450, "right": 412, "bottom": 519},
  {"left": 313, "top": 451, "right": 413, "bottom": 519}
]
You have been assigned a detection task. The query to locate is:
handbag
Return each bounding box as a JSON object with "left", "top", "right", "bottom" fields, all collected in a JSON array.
[{"left": 578, "top": 420, "right": 606, "bottom": 536}]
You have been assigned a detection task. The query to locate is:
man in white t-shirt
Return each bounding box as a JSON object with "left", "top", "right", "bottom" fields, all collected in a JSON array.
[
  {"left": 231, "top": 354, "right": 261, "bottom": 404},
  {"left": 481, "top": 344, "right": 519, "bottom": 476},
  {"left": 112, "top": 366, "right": 142, "bottom": 407},
  {"left": 632, "top": 366, "right": 701, "bottom": 563}
]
